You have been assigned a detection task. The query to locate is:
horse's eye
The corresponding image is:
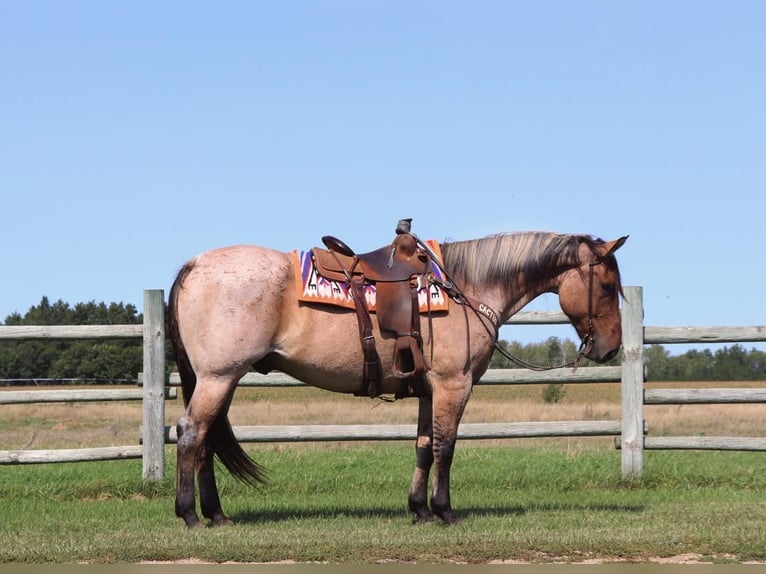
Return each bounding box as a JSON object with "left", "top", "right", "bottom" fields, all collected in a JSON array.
[{"left": 601, "top": 282, "right": 615, "bottom": 295}]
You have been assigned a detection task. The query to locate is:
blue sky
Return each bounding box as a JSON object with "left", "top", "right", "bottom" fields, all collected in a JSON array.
[{"left": 1, "top": 1, "right": 764, "bottom": 352}]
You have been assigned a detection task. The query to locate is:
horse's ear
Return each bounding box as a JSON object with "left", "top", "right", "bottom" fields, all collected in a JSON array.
[{"left": 595, "top": 235, "right": 628, "bottom": 259}]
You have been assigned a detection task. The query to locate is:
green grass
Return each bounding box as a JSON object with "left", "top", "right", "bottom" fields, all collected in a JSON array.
[{"left": 1, "top": 444, "right": 766, "bottom": 563}]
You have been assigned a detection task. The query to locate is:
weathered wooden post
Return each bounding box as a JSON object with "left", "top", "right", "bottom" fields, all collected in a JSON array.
[
  {"left": 142, "top": 289, "right": 166, "bottom": 481},
  {"left": 620, "top": 285, "right": 645, "bottom": 480}
]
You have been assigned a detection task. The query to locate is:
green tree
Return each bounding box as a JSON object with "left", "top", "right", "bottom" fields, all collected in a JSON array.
[
  {"left": 644, "top": 344, "right": 672, "bottom": 381},
  {"left": 0, "top": 296, "right": 143, "bottom": 384}
]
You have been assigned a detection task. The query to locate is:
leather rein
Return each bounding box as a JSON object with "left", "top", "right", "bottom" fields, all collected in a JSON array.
[
  {"left": 482, "top": 257, "right": 600, "bottom": 372},
  {"left": 411, "top": 232, "right": 600, "bottom": 373}
]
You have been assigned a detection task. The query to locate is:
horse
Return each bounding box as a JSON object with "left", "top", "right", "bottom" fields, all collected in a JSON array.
[{"left": 167, "top": 229, "right": 628, "bottom": 527}]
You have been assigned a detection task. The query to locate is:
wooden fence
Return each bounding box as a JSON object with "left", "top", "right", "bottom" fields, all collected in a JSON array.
[
  {"left": 2, "top": 286, "right": 766, "bottom": 482},
  {"left": 0, "top": 290, "right": 167, "bottom": 480}
]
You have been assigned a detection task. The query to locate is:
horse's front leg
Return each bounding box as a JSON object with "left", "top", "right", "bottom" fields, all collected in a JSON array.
[
  {"left": 429, "top": 381, "right": 472, "bottom": 525},
  {"left": 408, "top": 394, "right": 434, "bottom": 522}
]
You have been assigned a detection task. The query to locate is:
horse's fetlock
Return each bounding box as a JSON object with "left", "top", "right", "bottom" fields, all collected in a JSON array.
[
  {"left": 430, "top": 494, "right": 453, "bottom": 520},
  {"left": 408, "top": 493, "right": 428, "bottom": 513}
]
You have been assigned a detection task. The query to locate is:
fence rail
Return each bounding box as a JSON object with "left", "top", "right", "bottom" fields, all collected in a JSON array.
[
  {"left": 0, "top": 387, "right": 177, "bottom": 404},
  {"left": 0, "top": 325, "right": 143, "bottom": 339},
  {"left": 135, "top": 366, "right": 623, "bottom": 388},
  {"left": 643, "top": 437, "right": 766, "bottom": 451},
  {"left": 644, "top": 325, "right": 766, "bottom": 344},
  {"left": 153, "top": 420, "right": 623, "bottom": 444},
  {"left": 0, "top": 445, "right": 143, "bottom": 464},
  {"left": 644, "top": 388, "right": 766, "bottom": 404},
  {"left": 2, "top": 285, "right": 766, "bottom": 482}
]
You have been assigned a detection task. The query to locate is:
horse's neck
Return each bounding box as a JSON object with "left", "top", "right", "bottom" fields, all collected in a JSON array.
[
  {"left": 440, "top": 233, "right": 579, "bottom": 323},
  {"left": 504, "top": 277, "right": 560, "bottom": 320},
  {"left": 487, "top": 274, "right": 561, "bottom": 323}
]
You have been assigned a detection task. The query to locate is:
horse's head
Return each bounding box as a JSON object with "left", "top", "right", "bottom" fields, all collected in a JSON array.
[{"left": 558, "top": 236, "right": 628, "bottom": 363}]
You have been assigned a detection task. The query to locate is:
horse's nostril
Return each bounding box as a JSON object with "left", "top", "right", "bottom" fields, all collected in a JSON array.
[{"left": 601, "top": 348, "right": 618, "bottom": 363}]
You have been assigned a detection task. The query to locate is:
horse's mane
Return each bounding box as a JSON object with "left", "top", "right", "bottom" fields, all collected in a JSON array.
[{"left": 439, "top": 231, "right": 622, "bottom": 294}]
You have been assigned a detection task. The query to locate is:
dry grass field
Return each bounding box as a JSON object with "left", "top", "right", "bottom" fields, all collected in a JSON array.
[{"left": 2, "top": 379, "right": 766, "bottom": 452}]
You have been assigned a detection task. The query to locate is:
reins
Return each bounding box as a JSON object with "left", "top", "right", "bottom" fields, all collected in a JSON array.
[
  {"left": 479, "top": 257, "right": 601, "bottom": 372},
  {"left": 410, "top": 231, "right": 600, "bottom": 373}
]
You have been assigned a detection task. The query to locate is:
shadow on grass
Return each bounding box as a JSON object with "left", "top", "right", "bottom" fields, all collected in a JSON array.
[{"left": 230, "top": 501, "right": 644, "bottom": 524}]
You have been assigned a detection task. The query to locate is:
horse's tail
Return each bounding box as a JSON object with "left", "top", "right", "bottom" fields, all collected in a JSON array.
[{"left": 168, "top": 260, "right": 266, "bottom": 486}]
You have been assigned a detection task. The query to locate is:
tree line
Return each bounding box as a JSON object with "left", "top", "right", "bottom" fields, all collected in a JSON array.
[
  {"left": 490, "top": 336, "right": 766, "bottom": 381},
  {"left": 2, "top": 297, "right": 765, "bottom": 384},
  {"left": 0, "top": 297, "right": 149, "bottom": 383}
]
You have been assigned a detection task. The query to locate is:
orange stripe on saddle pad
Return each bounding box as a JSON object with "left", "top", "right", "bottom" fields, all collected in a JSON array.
[{"left": 290, "top": 240, "right": 449, "bottom": 313}]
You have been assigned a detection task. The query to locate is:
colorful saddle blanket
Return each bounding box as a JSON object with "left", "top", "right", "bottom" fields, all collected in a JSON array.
[{"left": 291, "top": 240, "right": 449, "bottom": 312}]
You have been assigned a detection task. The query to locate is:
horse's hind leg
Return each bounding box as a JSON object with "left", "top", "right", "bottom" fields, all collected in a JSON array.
[
  {"left": 408, "top": 395, "right": 435, "bottom": 522},
  {"left": 198, "top": 393, "right": 234, "bottom": 525},
  {"left": 176, "top": 431, "right": 229, "bottom": 526},
  {"left": 175, "top": 376, "right": 237, "bottom": 527},
  {"left": 198, "top": 449, "right": 230, "bottom": 525},
  {"left": 175, "top": 412, "right": 203, "bottom": 527}
]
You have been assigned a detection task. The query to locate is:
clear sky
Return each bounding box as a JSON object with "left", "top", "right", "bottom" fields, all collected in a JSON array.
[{"left": 2, "top": 1, "right": 764, "bottom": 353}]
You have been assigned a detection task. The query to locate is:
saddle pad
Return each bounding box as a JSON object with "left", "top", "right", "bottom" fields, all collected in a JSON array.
[{"left": 291, "top": 240, "right": 449, "bottom": 312}]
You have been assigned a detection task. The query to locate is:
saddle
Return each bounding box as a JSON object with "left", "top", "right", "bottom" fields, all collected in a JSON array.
[{"left": 312, "top": 218, "right": 432, "bottom": 399}]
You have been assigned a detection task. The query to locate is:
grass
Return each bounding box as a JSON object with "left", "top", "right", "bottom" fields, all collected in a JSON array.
[
  {"left": 2, "top": 444, "right": 766, "bottom": 563},
  {"left": 3, "top": 380, "right": 766, "bottom": 563}
]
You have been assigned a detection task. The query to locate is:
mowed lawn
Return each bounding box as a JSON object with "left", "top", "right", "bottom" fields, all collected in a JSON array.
[
  {"left": 2, "top": 381, "right": 766, "bottom": 563},
  {"left": 2, "top": 444, "right": 766, "bottom": 564}
]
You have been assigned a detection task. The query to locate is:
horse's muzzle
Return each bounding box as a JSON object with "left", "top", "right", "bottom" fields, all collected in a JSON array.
[{"left": 590, "top": 346, "right": 619, "bottom": 364}]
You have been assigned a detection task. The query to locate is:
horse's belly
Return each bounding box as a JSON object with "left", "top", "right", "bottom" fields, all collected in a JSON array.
[
  {"left": 268, "top": 344, "right": 399, "bottom": 395},
  {"left": 272, "top": 304, "right": 407, "bottom": 395}
]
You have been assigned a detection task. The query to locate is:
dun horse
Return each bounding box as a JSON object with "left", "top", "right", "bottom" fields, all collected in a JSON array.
[{"left": 168, "top": 227, "right": 627, "bottom": 527}]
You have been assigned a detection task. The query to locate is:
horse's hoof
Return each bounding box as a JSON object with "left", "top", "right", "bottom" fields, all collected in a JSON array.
[
  {"left": 438, "top": 511, "right": 460, "bottom": 526},
  {"left": 444, "top": 517, "right": 460, "bottom": 526},
  {"left": 180, "top": 513, "right": 204, "bottom": 528},
  {"left": 184, "top": 519, "right": 206, "bottom": 529},
  {"left": 412, "top": 510, "right": 435, "bottom": 524},
  {"left": 409, "top": 502, "right": 435, "bottom": 523}
]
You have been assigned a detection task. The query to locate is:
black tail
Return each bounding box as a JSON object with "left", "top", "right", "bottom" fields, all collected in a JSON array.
[{"left": 168, "top": 261, "right": 266, "bottom": 486}]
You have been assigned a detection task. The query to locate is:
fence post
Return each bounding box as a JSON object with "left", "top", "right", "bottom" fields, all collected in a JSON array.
[
  {"left": 620, "top": 286, "right": 644, "bottom": 480},
  {"left": 142, "top": 289, "right": 166, "bottom": 481}
]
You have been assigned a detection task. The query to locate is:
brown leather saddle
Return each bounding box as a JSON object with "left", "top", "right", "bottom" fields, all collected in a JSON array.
[{"left": 311, "top": 218, "right": 433, "bottom": 399}]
